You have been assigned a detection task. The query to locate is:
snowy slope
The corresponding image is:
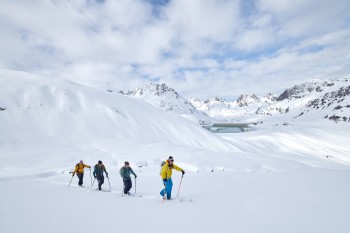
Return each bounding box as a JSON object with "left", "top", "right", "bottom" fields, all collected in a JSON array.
[
  {"left": 123, "top": 83, "right": 214, "bottom": 124},
  {"left": 1, "top": 69, "right": 350, "bottom": 233},
  {"left": 0, "top": 69, "right": 245, "bottom": 178}
]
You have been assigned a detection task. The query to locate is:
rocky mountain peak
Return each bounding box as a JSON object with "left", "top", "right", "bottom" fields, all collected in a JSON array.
[
  {"left": 126, "top": 83, "right": 179, "bottom": 98},
  {"left": 276, "top": 79, "right": 334, "bottom": 101},
  {"left": 237, "top": 93, "right": 260, "bottom": 107},
  {"left": 264, "top": 93, "right": 278, "bottom": 102},
  {"left": 124, "top": 83, "right": 213, "bottom": 124}
]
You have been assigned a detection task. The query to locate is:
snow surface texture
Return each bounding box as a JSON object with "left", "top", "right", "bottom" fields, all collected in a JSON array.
[{"left": 1, "top": 69, "right": 350, "bottom": 233}]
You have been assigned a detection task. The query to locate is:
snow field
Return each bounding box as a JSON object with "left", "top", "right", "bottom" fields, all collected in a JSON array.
[{"left": 1, "top": 69, "right": 350, "bottom": 233}]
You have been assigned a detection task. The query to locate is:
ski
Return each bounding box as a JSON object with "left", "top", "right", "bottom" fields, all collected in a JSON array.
[
  {"left": 109, "top": 190, "right": 142, "bottom": 197},
  {"left": 141, "top": 195, "right": 193, "bottom": 202},
  {"left": 163, "top": 196, "right": 193, "bottom": 202},
  {"left": 99, "top": 189, "right": 111, "bottom": 192},
  {"left": 91, "top": 188, "right": 111, "bottom": 192},
  {"left": 178, "top": 197, "right": 193, "bottom": 202},
  {"left": 122, "top": 193, "right": 143, "bottom": 197},
  {"left": 68, "top": 183, "right": 91, "bottom": 189}
]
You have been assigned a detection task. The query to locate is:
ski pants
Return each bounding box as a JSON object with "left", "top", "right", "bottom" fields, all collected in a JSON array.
[
  {"left": 77, "top": 173, "right": 84, "bottom": 186},
  {"left": 97, "top": 175, "right": 104, "bottom": 190},
  {"left": 123, "top": 178, "right": 132, "bottom": 194},
  {"left": 160, "top": 178, "right": 173, "bottom": 199}
]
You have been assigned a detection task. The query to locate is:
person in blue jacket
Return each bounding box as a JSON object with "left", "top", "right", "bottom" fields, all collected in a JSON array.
[{"left": 120, "top": 161, "right": 137, "bottom": 195}]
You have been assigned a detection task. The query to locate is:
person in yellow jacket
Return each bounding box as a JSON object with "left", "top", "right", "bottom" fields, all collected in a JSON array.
[
  {"left": 72, "top": 160, "right": 91, "bottom": 186},
  {"left": 160, "top": 156, "right": 185, "bottom": 200}
]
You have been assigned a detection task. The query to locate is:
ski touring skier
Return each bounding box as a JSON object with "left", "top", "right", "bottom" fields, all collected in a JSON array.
[
  {"left": 160, "top": 156, "right": 185, "bottom": 200},
  {"left": 120, "top": 161, "right": 137, "bottom": 195},
  {"left": 93, "top": 160, "right": 108, "bottom": 191},
  {"left": 72, "top": 160, "right": 91, "bottom": 187}
]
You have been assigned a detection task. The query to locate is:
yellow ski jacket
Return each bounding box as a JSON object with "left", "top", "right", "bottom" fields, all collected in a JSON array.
[
  {"left": 73, "top": 163, "right": 90, "bottom": 175},
  {"left": 160, "top": 160, "right": 183, "bottom": 179}
]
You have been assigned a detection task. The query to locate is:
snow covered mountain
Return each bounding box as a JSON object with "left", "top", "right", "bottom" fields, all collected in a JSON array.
[
  {"left": 255, "top": 77, "right": 350, "bottom": 124},
  {"left": 189, "top": 93, "right": 278, "bottom": 122},
  {"left": 122, "top": 83, "right": 214, "bottom": 124},
  {"left": 188, "top": 77, "right": 350, "bottom": 125},
  {"left": 120, "top": 77, "right": 350, "bottom": 125}
]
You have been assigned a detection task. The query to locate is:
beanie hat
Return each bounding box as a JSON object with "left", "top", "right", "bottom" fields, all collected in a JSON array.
[{"left": 124, "top": 161, "right": 129, "bottom": 165}]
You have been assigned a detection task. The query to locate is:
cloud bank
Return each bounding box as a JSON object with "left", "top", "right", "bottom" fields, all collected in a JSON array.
[{"left": 0, "top": 0, "right": 349, "bottom": 98}]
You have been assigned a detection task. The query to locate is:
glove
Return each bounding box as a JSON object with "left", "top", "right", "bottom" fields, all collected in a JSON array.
[
  {"left": 163, "top": 178, "right": 167, "bottom": 183},
  {"left": 182, "top": 170, "right": 185, "bottom": 175},
  {"left": 135, "top": 176, "right": 137, "bottom": 178},
  {"left": 94, "top": 176, "right": 96, "bottom": 179},
  {"left": 72, "top": 173, "right": 75, "bottom": 177},
  {"left": 106, "top": 173, "right": 109, "bottom": 177}
]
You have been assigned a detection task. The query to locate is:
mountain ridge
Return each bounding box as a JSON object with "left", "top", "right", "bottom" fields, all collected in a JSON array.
[{"left": 122, "top": 77, "right": 350, "bottom": 124}]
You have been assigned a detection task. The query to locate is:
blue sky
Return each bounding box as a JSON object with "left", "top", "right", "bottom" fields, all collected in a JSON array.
[{"left": 0, "top": 0, "right": 349, "bottom": 98}]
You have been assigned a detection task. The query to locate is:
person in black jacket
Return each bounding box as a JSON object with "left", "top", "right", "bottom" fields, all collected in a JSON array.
[{"left": 93, "top": 160, "right": 108, "bottom": 191}]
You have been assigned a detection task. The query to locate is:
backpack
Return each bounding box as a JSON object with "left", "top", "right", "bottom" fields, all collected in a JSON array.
[
  {"left": 159, "top": 161, "right": 166, "bottom": 176},
  {"left": 94, "top": 164, "right": 104, "bottom": 176},
  {"left": 75, "top": 163, "right": 82, "bottom": 173},
  {"left": 120, "top": 166, "right": 126, "bottom": 177}
]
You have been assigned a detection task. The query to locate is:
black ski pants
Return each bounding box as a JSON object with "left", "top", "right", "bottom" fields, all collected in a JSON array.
[
  {"left": 97, "top": 175, "right": 104, "bottom": 190},
  {"left": 77, "top": 173, "right": 84, "bottom": 186},
  {"left": 123, "top": 178, "right": 132, "bottom": 194}
]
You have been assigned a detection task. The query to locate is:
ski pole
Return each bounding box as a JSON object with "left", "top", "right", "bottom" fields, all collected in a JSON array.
[
  {"left": 107, "top": 175, "right": 111, "bottom": 191},
  {"left": 89, "top": 168, "right": 92, "bottom": 186},
  {"left": 68, "top": 174, "right": 74, "bottom": 188},
  {"left": 91, "top": 177, "right": 96, "bottom": 189},
  {"left": 177, "top": 174, "right": 184, "bottom": 197},
  {"left": 134, "top": 177, "right": 137, "bottom": 194},
  {"left": 162, "top": 181, "right": 167, "bottom": 204}
]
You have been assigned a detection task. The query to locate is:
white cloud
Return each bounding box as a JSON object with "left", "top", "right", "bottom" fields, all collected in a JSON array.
[
  {"left": 257, "top": 0, "right": 350, "bottom": 37},
  {"left": 0, "top": 0, "right": 349, "bottom": 98}
]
